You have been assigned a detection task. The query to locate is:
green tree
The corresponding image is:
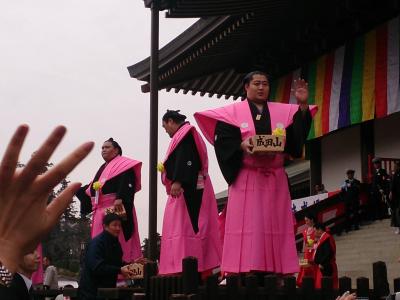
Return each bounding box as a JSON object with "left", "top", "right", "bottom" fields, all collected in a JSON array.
[
  {"left": 17, "top": 161, "right": 90, "bottom": 274},
  {"left": 141, "top": 233, "right": 161, "bottom": 261}
]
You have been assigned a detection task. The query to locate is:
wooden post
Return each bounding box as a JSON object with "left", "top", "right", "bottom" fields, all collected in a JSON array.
[
  {"left": 150, "top": 277, "right": 156, "bottom": 300},
  {"left": 177, "top": 274, "right": 183, "bottom": 293},
  {"left": 154, "top": 277, "right": 160, "bottom": 300},
  {"left": 166, "top": 276, "right": 174, "bottom": 300},
  {"left": 356, "top": 277, "right": 369, "bottom": 299},
  {"left": 148, "top": 0, "right": 160, "bottom": 262},
  {"left": 301, "top": 277, "right": 316, "bottom": 300},
  {"left": 283, "top": 276, "right": 296, "bottom": 299},
  {"left": 373, "top": 261, "right": 390, "bottom": 298},
  {"left": 174, "top": 275, "right": 182, "bottom": 294},
  {"left": 145, "top": 262, "right": 158, "bottom": 300},
  {"left": 360, "top": 120, "right": 374, "bottom": 183},
  {"left": 227, "top": 275, "right": 240, "bottom": 300},
  {"left": 309, "top": 138, "right": 322, "bottom": 195},
  {"left": 161, "top": 276, "right": 168, "bottom": 300},
  {"left": 394, "top": 277, "right": 400, "bottom": 293},
  {"left": 264, "top": 275, "right": 277, "bottom": 300},
  {"left": 321, "top": 277, "right": 334, "bottom": 300},
  {"left": 338, "top": 277, "right": 351, "bottom": 296},
  {"left": 205, "top": 275, "right": 219, "bottom": 300},
  {"left": 245, "top": 275, "right": 258, "bottom": 300},
  {"left": 182, "top": 257, "right": 199, "bottom": 295}
]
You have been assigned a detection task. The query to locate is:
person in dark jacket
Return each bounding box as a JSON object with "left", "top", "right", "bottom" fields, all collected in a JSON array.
[
  {"left": 7, "top": 250, "right": 41, "bottom": 300},
  {"left": 341, "top": 169, "right": 361, "bottom": 231},
  {"left": 78, "top": 214, "right": 134, "bottom": 300},
  {"left": 390, "top": 161, "right": 400, "bottom": 233},
  {"left": 370, "top": 157, "right": 390, "bottom": 220}
]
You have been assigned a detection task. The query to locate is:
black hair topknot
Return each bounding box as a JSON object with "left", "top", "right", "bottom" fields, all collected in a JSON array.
[
  {"left": 105, "top": 138, "right": 122, "bottom": 155},
  {"left": 162, "top": 109, "right": 187, "bottom": 123}
]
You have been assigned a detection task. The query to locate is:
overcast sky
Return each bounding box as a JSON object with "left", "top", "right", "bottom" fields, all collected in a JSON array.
[{"left": 0, "top": 0, "right": 231, "bottom": 240}]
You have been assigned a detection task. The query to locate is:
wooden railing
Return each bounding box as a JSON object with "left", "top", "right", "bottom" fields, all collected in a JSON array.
[
  {"left": 31, "top": 257, "right": 400, "bottom": 300},
  {"left": 140, "top": 258, "right": 395, "bottom": 300}
]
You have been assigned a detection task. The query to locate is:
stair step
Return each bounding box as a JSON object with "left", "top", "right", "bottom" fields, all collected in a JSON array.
[{"left": 312, "top": 219, "right": 399, "bottom": 290}]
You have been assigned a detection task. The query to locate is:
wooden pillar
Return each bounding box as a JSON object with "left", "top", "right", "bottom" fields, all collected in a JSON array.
[
  {"left": 360, "top": 120, "right": 374, "bottom": 183},
  {"left": 373, "top": 261, "right": 390, "bottom": 298},
  {"left": 148, "top": 0, "right": 160, "bottom": 261},
  {"left": 182, "top": 257, "right": 199, "bottom": 295},
  {"left": 308, "top": 138, "right": 322, "bottom": 195}
]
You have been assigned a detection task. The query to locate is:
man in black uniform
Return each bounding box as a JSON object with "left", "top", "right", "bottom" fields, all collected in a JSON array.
[
  {"left": 341, "top": 169, "right": 361, "bottom": 231},
  {"left": 390, "top": 161, "right": 400, "bottom": 233},
  {"left": 370, "top": 158, "right": 389, "bottom": 220}
]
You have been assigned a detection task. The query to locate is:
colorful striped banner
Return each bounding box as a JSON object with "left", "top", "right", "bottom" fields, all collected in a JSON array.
[
  {"left": 270, "top": 16, "right": 400, "bottom": 138},
  {"left": 362, "top": 30, "right": 376, "bottom": 122},
  {"left": 387, "top": 17, "right": 400, "bottom": 115},
  {"left": 307, "top": 61, "right": 317, "bottom": 139},
  {"left": 322, "top": 53, "right": 334, "bottom": 135},
  {"left": 329, "top": 46, "right": 345, "bottom": 132}
]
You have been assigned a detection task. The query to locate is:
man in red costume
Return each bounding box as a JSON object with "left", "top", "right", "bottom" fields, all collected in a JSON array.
[{"left": 312, "top": 223, "right": 338, "bottom": 289}]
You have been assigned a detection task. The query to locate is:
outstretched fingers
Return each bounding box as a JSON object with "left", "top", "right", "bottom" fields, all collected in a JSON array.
[
  {"left": 295, "top": 78, "right": 308, "bottom": 88},
  {"left": 35, "top": 141, "right": 94, "bottom": 195},
  {"left": 0, "top": 125, "right": 29, "bottom": 193},
  {"left": 17, "top": 126, "right": 67, "bottom": 189},
  {"left": 45, "top": 183, "right": 82, "bottom": 230}
]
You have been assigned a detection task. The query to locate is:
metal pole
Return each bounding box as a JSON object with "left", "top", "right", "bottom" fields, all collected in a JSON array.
[{"left": 148, "top": 1, "right": 159, "bottom": 260}]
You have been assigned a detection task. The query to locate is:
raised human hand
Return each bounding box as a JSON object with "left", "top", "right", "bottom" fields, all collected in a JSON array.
[
  {"left": 292, "top": 78, "right": 309, "bottom": 110},
  {"left": 0, "top": 125, "right": 94, "bottom": 272}
]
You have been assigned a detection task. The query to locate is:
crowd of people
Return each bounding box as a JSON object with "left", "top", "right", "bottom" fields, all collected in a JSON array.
[
  {"left": 71, "top": 71, "right": 316, "bottom": 298},
  {"left": 337, "top": 159, "right": 400, "bottom": 235},
  {"left": 0, "top": 71, "right": 384, "bottom": 300},
  {"left": 296, "top": 214, "right": 338, "bottom": 289},
  {"left": 370, "top": 158, "right": 400, "bottom": 233}
]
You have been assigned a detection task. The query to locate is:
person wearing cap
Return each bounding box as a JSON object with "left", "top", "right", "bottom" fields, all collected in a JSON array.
[
  {"left": 389, "top": 161, "right": 400, "bottom": 234},
  {"left": 194, "top": 71, "right": 318, "bottom": 276},
  {"left": 158, "top": 110, "right": 221, "bottom": 276},
  {"left": 370, "top": 157, "right": 390, "bottom": 220},
  {"left": 78, "top": 213, "right": 134, "bottom": 300},
  {"left": 341, "top": 169, "right": 361, "bottom": 231}
]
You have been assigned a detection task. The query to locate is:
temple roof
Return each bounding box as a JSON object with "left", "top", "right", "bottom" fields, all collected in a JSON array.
[{"left": 129, "top": 0, "right": 399, "bottom": 100}]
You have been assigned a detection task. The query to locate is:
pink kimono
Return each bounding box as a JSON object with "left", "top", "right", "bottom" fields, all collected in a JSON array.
[
  {"left": 159, "top": 123, "right": 222, "bottom": 274},
  {"left": 195, "top": 101, "right": 317, "bottom": 274},
  {"left": 86, "top": 155, "right": 142, "bottom": 263},
  {"left": 31, "top": 244, "right": 43, "bottom": 285}
]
